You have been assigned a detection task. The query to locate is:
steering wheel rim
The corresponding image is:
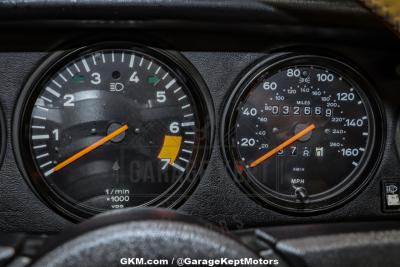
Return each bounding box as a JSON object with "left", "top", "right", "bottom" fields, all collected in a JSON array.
[{"left": 31, "top": 208, "right": 260, "bottom": 267}]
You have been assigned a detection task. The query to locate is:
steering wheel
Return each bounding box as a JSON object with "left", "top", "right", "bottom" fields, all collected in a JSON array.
[{"left": 31, "top": 209, "right": 265, "bottom": 267}]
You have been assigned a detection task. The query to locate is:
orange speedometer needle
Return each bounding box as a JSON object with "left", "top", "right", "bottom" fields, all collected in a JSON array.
[
  {"left": 52, "top": 124, "right": 129, "bottom": 173},
  {"left": 249, "top": 123, "right": 316, "bottom": 168}
]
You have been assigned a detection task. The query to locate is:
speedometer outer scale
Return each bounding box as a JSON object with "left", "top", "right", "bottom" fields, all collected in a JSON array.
[
  {"left": 222, "top": 54, "right": 383, "bottom": 213},
  {"left": 14, "top": 43, "right": 213, "bottom": 220}
]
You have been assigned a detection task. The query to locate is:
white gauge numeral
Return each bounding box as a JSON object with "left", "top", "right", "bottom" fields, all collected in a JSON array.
[
  {"left": 242, "top": 107, "right": 257, "bottom": 116},
  {"left": 345, "top": 119, "right": 364, "bottom": 127},
  {"left": 63, "top": 94, "right": 75, "bottom": 106},
  {"left": 263, "top": 81, "right": 277, "bottom": 90},
  {"left": 90, "top": 72, "right": 101, "bottom": 85},
  {"left": 287, "top": 68, "right": 301, "bottom": 77},
  {"left": 336, "top": 92, "right": 355, "bottom": 101},
  {"left": 341, "top": 148, "right": 360, "bottom": 157},
  {"left": 156, "top": 91, "right": 166, "bottom": 103},
  {"left": 317, "top": 73, "right": 334, "bottom": 82},
  {"left": 129, "top": 71, "right": 140, "bottom": 83},
  {"left": 240, "top": 138, "right": 256, "bottom": 147},
  {"left": 160, "top": 159, "right": 170, "bottom": 170},
  {"left": 52, "top": 129, "right": 59, "bottom": 141},
  {"left": 169, "top": 122, "right": 180, "bottom": 134}
]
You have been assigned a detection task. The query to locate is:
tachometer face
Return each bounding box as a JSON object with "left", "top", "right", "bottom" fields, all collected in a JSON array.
[
  {"left": 223, "top": 55, "right": 381, "bottom": 212},
  {"left": 16, "top": 44, "right": 212, "bottom": 220}
]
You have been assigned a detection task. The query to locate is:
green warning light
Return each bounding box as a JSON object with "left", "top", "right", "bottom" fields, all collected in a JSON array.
[
  {"left": 147, "top": 75, "right": 160, "bottom": 85},
  {"left": 72, "top": 74, "right": 85, "bottom": 83}
]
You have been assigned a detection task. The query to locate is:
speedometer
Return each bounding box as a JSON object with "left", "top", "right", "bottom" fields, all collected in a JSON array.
[
  {"left": 14, "top": 43, "right": 213, "bottom": 220},
  {"left": 222, "top": 55, "right": 383, "bottom": 213}
]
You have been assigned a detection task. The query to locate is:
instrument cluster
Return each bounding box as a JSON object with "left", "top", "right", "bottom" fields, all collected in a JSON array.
[{"left": 0, "top": 41, "right": 387, "bottom": 221}]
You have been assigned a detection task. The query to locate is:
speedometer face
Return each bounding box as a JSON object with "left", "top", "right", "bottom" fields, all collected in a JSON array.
[
  {"left": 223, "top": 55, "right": 381, "bottom": 212},
  {"left": 16, "top": 44, "right": 212, "bottom": 220}
]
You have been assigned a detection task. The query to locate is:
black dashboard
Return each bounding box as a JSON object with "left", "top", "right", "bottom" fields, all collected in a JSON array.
[{"left": 1, "top": 1, "right": 400, "bottom": 266}]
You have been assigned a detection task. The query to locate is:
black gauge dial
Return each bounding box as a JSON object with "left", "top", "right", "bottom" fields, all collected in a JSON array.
[
  {"left": 223, "top": 55, "right": 382, "bottom": 212},
  {"left": 16, "top": 44, "right": 212, "bottom": 220}
]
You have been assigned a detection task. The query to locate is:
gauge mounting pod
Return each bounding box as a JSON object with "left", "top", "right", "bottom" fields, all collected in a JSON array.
[
  {"left": 14, "top": 42, "right": 213, "bottom": 221},
  {"left": 222, "top": 54, "right": 384, "bottom": 213}
]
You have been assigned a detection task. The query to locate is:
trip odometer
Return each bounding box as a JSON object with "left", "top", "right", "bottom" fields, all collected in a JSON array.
[
  {"left": 15, "top": 43, "right": 212, "bottom": 220},
  {"left": 223, "top": 55, "right": 382, "bottom": 213}
]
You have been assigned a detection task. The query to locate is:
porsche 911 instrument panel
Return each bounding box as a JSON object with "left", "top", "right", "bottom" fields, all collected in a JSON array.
[
  {"left": 0, "top": 1, "right": 395, "bottom": 231},
  {"left": 1, "top": 2, "right": 400, "bottom": 266}
]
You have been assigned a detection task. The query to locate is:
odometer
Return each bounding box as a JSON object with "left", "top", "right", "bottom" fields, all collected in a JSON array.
[
  {"left": 223, "top": 55, "right": 382, "bottom": 213},
  {"left": 15, "top": 43, "right": 212, "bottom": 220}
]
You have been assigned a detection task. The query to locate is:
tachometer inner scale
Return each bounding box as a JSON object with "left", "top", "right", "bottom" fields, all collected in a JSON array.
[
  {"left": 223, "top": 55, "right": 382, "bottom": 213},
  {"left": 15, "top": 43, "right": 211, "bottom": 220}
]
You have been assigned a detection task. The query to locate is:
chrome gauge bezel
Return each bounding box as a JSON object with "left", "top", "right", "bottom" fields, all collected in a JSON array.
[
  {"left": 221, "top": 53, "right": 385, "bottom": 214},
  {"left": 13, "top": 42, "right": 214, "bottom": 221}
]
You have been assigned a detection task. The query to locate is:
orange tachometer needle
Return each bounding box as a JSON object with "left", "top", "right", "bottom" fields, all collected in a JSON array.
[
  {"left": 249, "top": 123, "right": 316, "bottom": 168},
  {"left": 52, "top": 124, "right": 129, "bottom": 173}
]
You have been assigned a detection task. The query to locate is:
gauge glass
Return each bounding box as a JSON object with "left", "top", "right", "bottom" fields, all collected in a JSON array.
[
  {"left": 18, "top": 46, "right": 211, "bottom": 219},
  {"left": 224, "top": 56, "right": 379, "bottom": 212}
]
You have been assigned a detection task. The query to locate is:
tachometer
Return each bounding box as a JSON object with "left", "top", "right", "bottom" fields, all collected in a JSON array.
[
  {"left": 15, "top": 43, "right": 212, "bottom": 220},
  {"left": 222, "top": 54, "right": 383, "bottom": 213}
]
